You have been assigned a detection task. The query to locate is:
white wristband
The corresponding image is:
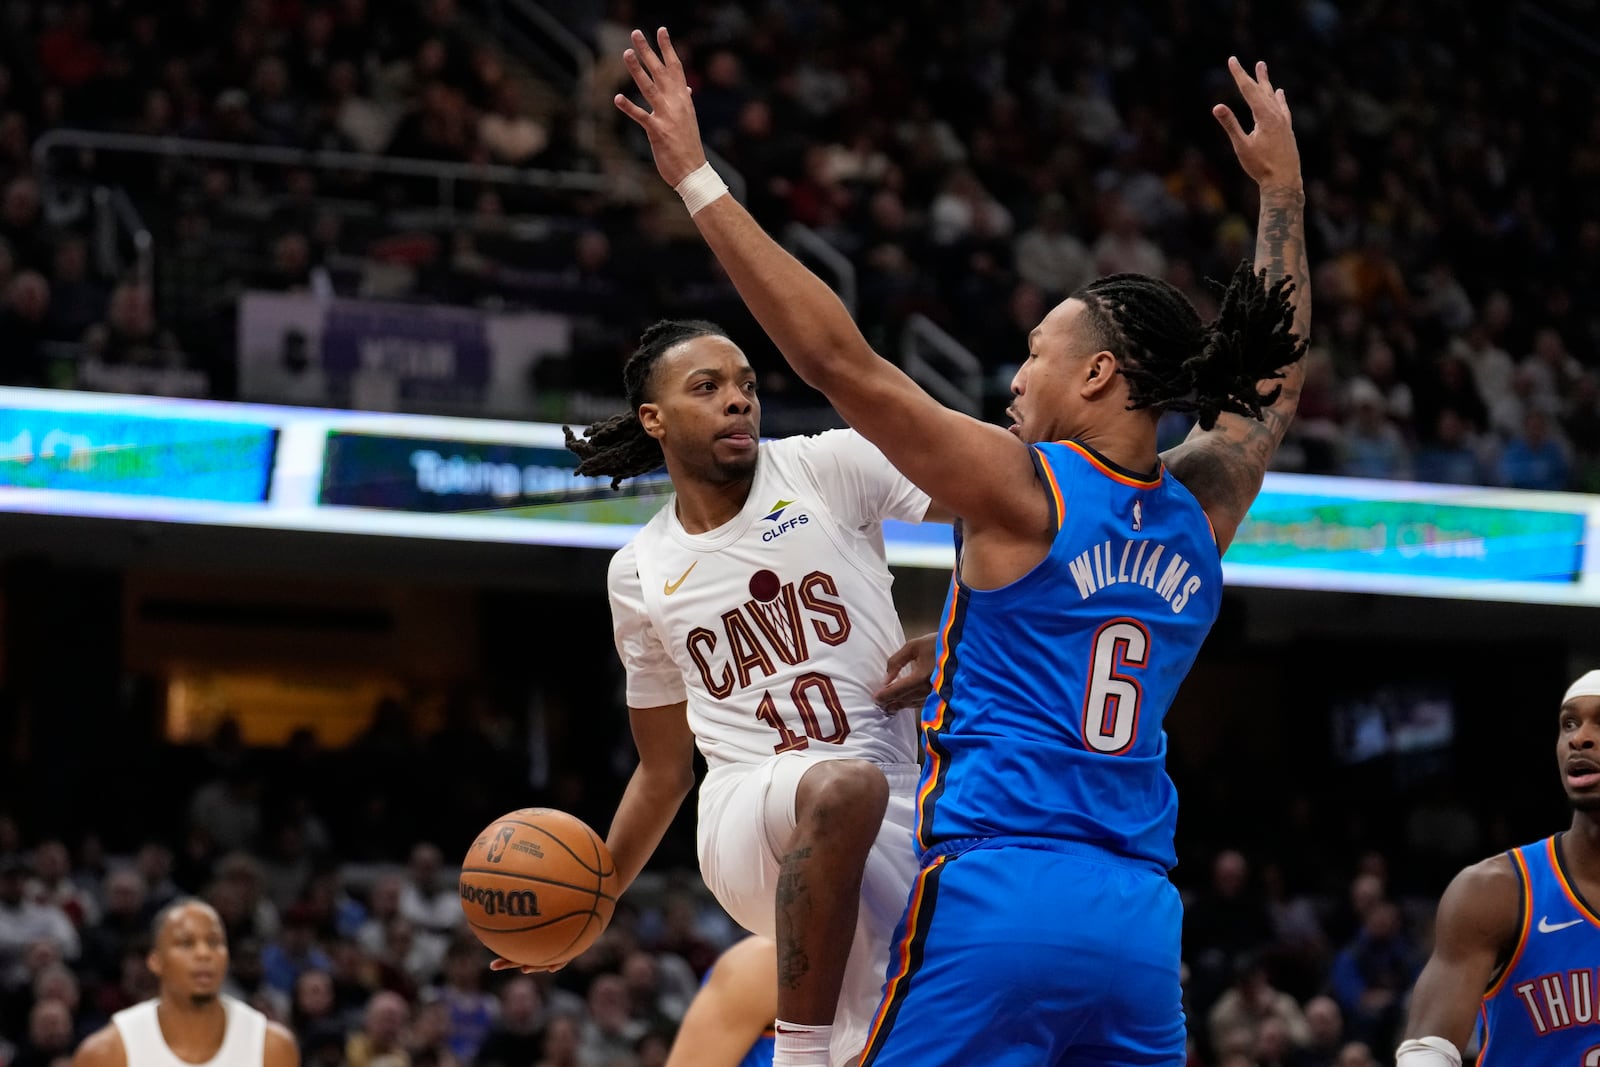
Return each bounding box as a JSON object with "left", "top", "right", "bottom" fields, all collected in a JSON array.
[
  {"left": 1395, "top": 1037, "right": 1461, "bottom": 1067},
  {"left": 673, "top": 161, "right": 729, "bottom": 217}
]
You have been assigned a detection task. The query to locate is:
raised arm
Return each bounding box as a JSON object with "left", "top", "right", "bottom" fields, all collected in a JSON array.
[
  {"left": 613, "top": 28, "right": 1043, "bottom": 533},
  {"left": 1398, "top": 856, "right": 1522, "bottom": 1063},
  {"left": 1162, "top": 58, "right": 1310, "bottom": 552}
]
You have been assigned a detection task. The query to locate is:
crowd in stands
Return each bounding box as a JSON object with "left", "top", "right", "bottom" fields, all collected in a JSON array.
[
  {"left": 581, "top": 0, "right": 1600, "bottom": 492},
  {"left": 0, "top": 7, "right": 1591, "bottom": 1067},
  {"left": 0, "top": 0, "right": 597, "bottom": 401},
  {"left": 1, "top": 1, "right": 1598, "bottom": 493},
  {"left": 0, "top": 668, "right": 1533, "bottom": 1067},
  {"left": 0, "top": 698, "right": 732, "bottom": 1067}
]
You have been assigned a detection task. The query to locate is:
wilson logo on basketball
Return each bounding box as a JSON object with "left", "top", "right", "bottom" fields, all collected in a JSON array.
[{"left": 460, "top": 882, "right": 542, "bottom": 917}]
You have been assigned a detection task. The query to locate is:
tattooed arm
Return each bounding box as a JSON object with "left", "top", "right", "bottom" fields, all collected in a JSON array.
[{"left": 1163, "top": 58, "right": 1310, "bottom": 553}]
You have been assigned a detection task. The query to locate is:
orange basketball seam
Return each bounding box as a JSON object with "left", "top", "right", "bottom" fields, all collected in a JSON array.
[
  {"left": 458, "top": 866, "right": 621, "bottom": 901},
  {"left": 466, "top": 909, "right": 598, "bottom": 933},
  {"left": 549, "top": 913, "right": 597, "bottom": 965},
  {"left": 554, "top": 825, "right": 606, "bottom": 963},
  {"left": 491, "top": 817, "right": 618, "bottom": 877}
]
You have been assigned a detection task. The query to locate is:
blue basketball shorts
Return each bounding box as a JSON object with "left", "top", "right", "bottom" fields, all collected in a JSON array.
[{"left": 858, "top": 839, "right": 1186, "bottom": 1067}]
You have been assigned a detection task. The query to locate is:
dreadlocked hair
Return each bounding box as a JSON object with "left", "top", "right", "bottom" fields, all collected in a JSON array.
[
  {"left": 562, "top": 319, "right": 732, "bottom": 489},
  {"left": 1072, "top": 261, "right": 1308, "bottom": 431}
]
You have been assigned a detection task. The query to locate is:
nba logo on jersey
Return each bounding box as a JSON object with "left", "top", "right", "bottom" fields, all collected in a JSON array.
[{"left": 1133, "top": 500, "right": 1143, "bottom": 531}]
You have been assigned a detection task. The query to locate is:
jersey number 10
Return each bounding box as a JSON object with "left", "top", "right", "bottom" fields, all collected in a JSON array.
[{"left": 756, "top": 673, "right": 851, "bottom": 752}]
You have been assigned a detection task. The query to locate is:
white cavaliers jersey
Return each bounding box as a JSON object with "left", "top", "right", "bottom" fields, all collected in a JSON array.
[
  {"left": 112, "top": 996, "right": 267, "bottom": 1067},
  {"left": 610, "top": 429, "right": 931, "bottom": 770}
]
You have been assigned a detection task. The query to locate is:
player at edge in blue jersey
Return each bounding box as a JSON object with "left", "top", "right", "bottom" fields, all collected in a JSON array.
[
  {"left": 1397, "top": 670, "right": 1600, "bottom": 1067},
  {"left": 664, "top": 936, "right": 777, "bottom": 1067},
  {"left": 613, "top": 27, "right": 1310, "bottom": 1067}
]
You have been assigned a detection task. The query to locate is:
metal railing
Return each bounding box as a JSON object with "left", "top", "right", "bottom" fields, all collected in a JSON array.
[
  {"left": 783, "top": 223, "right": 856, "bottom": 317},
  {"left": 475, "top": 0, "right": 598, "bottom": 147},
  {"left": 33, "top": 129, "right": 621, "bottom": 214},
  {"left": 483, "top": 0, "right": 594, "bottom": 86},
  {"left": 91, "top": 187, "right": 152, "bottom": 286},
  {"left": 900, "top": 314, "right": 984, "bottom": 416}
]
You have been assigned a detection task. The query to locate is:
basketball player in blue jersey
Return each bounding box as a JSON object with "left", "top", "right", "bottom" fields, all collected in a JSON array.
[
  {"left": 665, "top": 936, "right": 778, "bottom": 1067},
  {"left": 615, "top": 28, "right": 1310, "bottom": 1067},
  {"left": 1397, "top": 670, "right": 1600, "bottom": 1067}
]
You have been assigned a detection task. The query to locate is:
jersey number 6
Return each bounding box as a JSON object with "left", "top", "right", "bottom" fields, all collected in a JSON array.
[{"left": 1083, "top": 619, "right": 1150, "bottom": 755}]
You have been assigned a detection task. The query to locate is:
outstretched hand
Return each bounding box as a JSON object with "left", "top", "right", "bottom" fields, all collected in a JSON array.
[
  {"left": 488, "top": 956, "right": 562, "bottom": 975},
  {"left": 1212, "top": 57, "right": 1302, "bottom": 192},
  {"left": 613, "top": 27, "right": 708, "bottom": 189}
]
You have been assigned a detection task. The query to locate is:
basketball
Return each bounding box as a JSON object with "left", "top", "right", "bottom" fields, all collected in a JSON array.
[{"left": 458, "top": 808, "right": 620, "bottom": 968}]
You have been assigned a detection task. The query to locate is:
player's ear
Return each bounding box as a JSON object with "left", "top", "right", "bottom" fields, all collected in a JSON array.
[
  {"left": 146, "top": 949, "right": 162, "bottom": 978},
  {"left": 638, "top": 403, "right": 666, "bottom": 440},
  {"left": 1082, "top": 351, "right": 1118, "bottom": 397}
]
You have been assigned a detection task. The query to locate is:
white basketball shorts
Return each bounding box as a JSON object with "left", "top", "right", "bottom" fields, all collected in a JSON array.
[{"left": 697, "top": 753, "right": 921, "bottom": 1067}]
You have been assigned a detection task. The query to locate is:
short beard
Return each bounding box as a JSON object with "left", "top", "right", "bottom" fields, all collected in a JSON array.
[
  {"left": 1569, "top": 794, "right": 1600, "bottom": 813},
  {"left": 708, "top": 455, "right": 757, "bottom": 484},
  {"left": 189, "top": 992, "right": 220, "bottom": 1008}
]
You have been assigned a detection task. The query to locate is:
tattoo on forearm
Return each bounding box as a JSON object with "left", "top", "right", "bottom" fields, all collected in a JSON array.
[
  {"left": 1168, "top": 186, "right": 1311, "bottom": 524},
  {"left": 1261, "top": 205, "right": 1291, "bottom": 281},
  {"left": 775, "top": 845, "right": 813, "bottom": 990},
  {"left": 1258, "top": 187, "right": 1311, "bottom": 347}
]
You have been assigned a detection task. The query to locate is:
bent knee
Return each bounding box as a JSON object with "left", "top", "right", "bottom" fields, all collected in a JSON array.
[{"left": 795, "top": 759, "right": 890, "bottom": 827}]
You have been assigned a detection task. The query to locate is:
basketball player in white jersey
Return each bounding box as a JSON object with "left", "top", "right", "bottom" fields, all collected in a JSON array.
[
  {"left": 542, "top": 318, "right": 942, "bottom": 1067},
  {"left": 72, "top": 899, "right": 299, "bottom": 1067}
]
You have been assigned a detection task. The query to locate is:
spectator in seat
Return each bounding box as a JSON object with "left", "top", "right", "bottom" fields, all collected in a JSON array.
[
  {"left": 1413, "top": 409, "right": 1490, "bottom": 486},
  {"left": 0, "top": 271, "right": 51, "bottom": 387},
  {"left": 1207, "top": 955, "right": 1312, "bottom": 1055},
  {"left": 1499, "top": 408, "right": 1571, "bottom": 490},
  {"left": 0, "top": 857, "right": 79, "bottom": 987},
  {"left": 82, "top": 282, "right": 184, "bottom": 369},
  {"left": 1328, "top": 899, "right": 1420, "bottom": 1050},
  {"left": 1338, "top": 378, "right": 1412, "bottom": 480}
]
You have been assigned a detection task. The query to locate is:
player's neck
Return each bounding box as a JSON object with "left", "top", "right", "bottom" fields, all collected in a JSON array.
[
  {"left": 155, "top": 994, "right": 227, "bottom": 1040},
  {"left": 1069, "top": 421, "right": 1160, "bottom": 478},
  {"left": 672, "top": 475, "right": 754, "bottom": 534},
  {"left": 1566, "top": 813, "right": 1600, "bottom": 873}
]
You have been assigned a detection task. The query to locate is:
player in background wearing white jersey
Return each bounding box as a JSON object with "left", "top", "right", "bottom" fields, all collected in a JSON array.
[
  {"left": 514, "top": 318, "right": 941, "bottom": 1067},
  {"left": 71, "top": 899, "right": 299, "bottom": 1067}
]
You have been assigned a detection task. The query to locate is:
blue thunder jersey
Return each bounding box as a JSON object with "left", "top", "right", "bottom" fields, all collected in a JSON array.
[
  {"left": 1477, "top": 834, "right": 1600, "bottom": 1064},
  {"left": 915, "top": 440, "right": 1223, "bottom": 870}
]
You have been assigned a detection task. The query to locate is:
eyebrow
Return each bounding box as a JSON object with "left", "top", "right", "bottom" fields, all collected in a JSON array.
[
  {"left": 1028, "top": 328, "right": 1041, "bottom": 347},
  {"left": 686, "top": 367, "right": 755, "bottom": 381}
]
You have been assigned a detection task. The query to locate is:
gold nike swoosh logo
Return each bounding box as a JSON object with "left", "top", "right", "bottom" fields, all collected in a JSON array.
[{"left": 663, "top": 561, "right": 697, "bottom": 595}]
